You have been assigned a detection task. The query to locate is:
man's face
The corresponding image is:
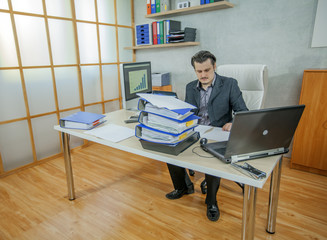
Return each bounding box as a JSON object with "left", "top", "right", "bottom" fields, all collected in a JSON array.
[{"left": 193, "top": 59, "right": 216, "bottom": 87}]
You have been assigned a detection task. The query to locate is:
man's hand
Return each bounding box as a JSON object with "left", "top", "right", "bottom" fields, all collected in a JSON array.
[{"left": 222, "top": 123, "right": 232, "bottom": 132}]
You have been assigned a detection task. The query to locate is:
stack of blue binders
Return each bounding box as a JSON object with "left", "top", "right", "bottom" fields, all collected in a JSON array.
[{"left": 136, "top": 24, "right": 152, "bottom": 46}]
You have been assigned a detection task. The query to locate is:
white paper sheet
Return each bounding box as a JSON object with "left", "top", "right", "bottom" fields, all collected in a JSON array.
[
  {"left": 195, "top": 125, "right": 230, "bottom": 142},
  {"left": 85, "top": 124, "right": 134, "bottom": 143},
  {"left": 137, "top": 93, "right": 196, "bottom": 110}
]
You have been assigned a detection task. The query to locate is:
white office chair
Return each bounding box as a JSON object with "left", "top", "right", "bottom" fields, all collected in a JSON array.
[
  {"left": 217, "top": 64, "right": 268, "bottom": 110},
  {"left": 197, "top": 64, "right": 268, "bottom": 194}
]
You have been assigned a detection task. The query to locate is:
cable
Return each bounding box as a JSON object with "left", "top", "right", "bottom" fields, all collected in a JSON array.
[{"left": 192, "top": 146, "right": 215, "bottom": 158}]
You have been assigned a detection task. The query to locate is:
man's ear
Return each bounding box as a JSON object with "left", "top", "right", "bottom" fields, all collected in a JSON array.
[{"left": 213, "top": 63, "right": 217, "bottom": 70}]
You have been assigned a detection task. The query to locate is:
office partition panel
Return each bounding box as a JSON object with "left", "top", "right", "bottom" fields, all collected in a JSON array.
[
  {"left": 45, "top": 0, "right": 72, "bottom": 18},
  {"left": 99, "top": 25, "right": 117, "bottom": 63},
  {"left": 81, "top": 65, "right": 102, "bottom": 105},
  {"left": 31, "top": 114, "right": 61, "bottom": 160},
  {"left": 0, "top": 0, "right": 135, "bottom": 174},
  {"left": 97, "top": 0, "right": 115, "bottom": 24},
  {"left": 24, "top": 68, "right": 56, "bottom": 115},
  {"left": 0, "top": 121, "right": 34, "bottom": 171},
  {"left": 118, "top": 27, "right": 133, "bottom": 62},
  {"left": 0, "top": 13, "right": 18, "bottom": 67},
  {"left": 11, "top": 0, "right": 43, "bottom": 14},
  {"left": 0, "top": 70, "right": 26, "bottom": 122},
  {"left": 48, "top": 19, "right": 77, "bottom": 65},
  {"left": 102, "top": 65, "right": 119, "bottom": 100},
  {"left": 54, "top": 67, "right": 80, "bottom": 110}
]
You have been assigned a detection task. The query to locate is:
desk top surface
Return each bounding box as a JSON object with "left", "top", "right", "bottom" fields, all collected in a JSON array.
[{"left": 54, "top": 109, "right": 281, "bottom": 188}]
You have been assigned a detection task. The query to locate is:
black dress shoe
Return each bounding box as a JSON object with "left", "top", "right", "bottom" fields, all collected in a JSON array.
[
  {"left": 207, "top": 202, "right": 220, "bottom": 221},
  {"left": 166, "top": 184, "right": 194, "bottom": 200}
]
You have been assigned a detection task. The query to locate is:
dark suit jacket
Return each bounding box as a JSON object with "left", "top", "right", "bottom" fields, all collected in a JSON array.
[{"left": 185, "top": 73, "right": 248, "bottom": 127}]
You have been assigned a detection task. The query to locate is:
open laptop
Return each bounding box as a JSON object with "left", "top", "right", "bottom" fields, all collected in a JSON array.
[{"left": 201, "top": 105, "right": 305, "bottom": 163}]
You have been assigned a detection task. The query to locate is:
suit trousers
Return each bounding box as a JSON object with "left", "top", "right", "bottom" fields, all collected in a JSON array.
[{"left": 167, "top": 163, "right": 221, "bottom": 205}]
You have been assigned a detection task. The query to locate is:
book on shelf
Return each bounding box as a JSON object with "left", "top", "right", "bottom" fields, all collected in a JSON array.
[{"left": 59, "top": 111, "right": 106, "bottom": 130}]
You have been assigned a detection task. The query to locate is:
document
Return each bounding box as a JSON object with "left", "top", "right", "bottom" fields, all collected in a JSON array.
[
  {"left": 85, "top": 124, "right": 134, "bottom": 143},
  {"left": 137, "top": 93, "right": 196, "bottom": 110},
  {"left": 195, "top": 125, "right": 230, "bottom": 142}
]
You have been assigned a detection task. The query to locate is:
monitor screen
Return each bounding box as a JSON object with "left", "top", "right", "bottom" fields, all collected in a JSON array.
[{"left": 122, "top": 62, "right": 152, "bottom": 101}]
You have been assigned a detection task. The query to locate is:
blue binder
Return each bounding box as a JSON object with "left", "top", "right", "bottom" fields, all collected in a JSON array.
[{"left": 59, "top": 111, "right": 106, "bottom": 130}]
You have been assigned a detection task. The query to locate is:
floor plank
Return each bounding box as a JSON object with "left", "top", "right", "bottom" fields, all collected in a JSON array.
[{"left": 0, "top": 143, "right": 326, "bottom": 240}]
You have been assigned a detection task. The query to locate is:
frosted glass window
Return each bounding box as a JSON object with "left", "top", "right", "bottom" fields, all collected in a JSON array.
[
  {"left": 0, "top": 121, "right": 33, "bottom": 171},
  {"left": 0, "top": 0, "right": 8, "bottom": 11},
  {"left": 31, "top": 114, "right": 61, "bottom": 160},
  {"left": 15, "top": 15, "right": 50, "bottom": 66},
  {"left": 99, "top": 25, "right": 117, "bottom": 63},
  {"left": 24, "top": 68, "right": 56, "bottom": 115},
  {"left": 55, "top": 67, "right": 80, "bottom": 110},
  {"left": 77, "top": 22, "right": 99, "bottom": 64},
  {"left": 117, "top": 0, "right": 132, "bottom": 26},
  {"left": 98, "top": 0, "right": 115, "bottom": 24},
  {"left": 102, "top": 65, "right": 119, "bottom": 100},
  {"left": 105, "top": 100, "right": 120, "bottom": 113},
  {"left": 11, "top": 0, "right": 43, "bottom": 14},
  {"left": 48, "top": 19, "right": 76, "bottom": 65},
  {"left": 81, "top": 66, "right": 101, "bottom": 104},
  {"left": 0, "top": 70, "right": 26, "bottom": 121},
  {"left": 0, "top": 13, "right": 18, "bottom": 67},
  {"left": 60, "top": 110, "right": 84, "bottom": 148},
  {"left": 74, "top": 0, "right": 96, "bottom": 22},
  {"left": 45, "top": 0, "right": 72, "bottom": 18},
  {"left": 118, "top": 27, "right": 133, "bottom": 62},
  {"left": 85, "top": 104, "right": 103, "bottom": 114}
]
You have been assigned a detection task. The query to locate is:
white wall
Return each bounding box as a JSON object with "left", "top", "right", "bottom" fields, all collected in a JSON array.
[{"left": 133, "top": 0, "right": 327, "bottom": 107}]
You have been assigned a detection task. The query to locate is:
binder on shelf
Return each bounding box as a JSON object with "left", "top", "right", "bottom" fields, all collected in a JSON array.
[
  {"left": 147, "top": 0, "right": 151, "bottom": 14},
  {"left": 152, "top": 21, "right": 158, "bottom": 44},
  {"left": 200, "top": 0, "right": 205, "bottom": 4},
  {"left": 138, "top": 111, "right": 199, "bottom": 134},
  {"left": 135, "top": 124, "right": 195, "bottom": 144},
  {"left": 156, "top": 21, "right": 161, "bottom": 44},
  {"left": 159, "top": 21, "right": 164, "bottom": 44},
  {"left": 59, "top": 111, "right": 106, "bottom": 130},
  {"left": 156, "top": 0, "right": 160, "bottom": 13},
  {"left": 160, "top": 0, "right": 170, "bottom": 12},
  {"left": 164, "top": 20, "right": 181, "bottom": 44},
  {"left": 151, "top": 0, "right": 156, "bottom": 13}
]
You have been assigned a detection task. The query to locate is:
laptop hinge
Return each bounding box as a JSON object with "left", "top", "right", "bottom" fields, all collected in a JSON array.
[{"left": 230, "top": 148, "right": 286, "bottom": 163}]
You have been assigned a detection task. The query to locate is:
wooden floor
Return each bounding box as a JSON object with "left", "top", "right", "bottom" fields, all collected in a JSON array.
[{"left": 0, "top": 143, "right": 326, "bottom": 240}]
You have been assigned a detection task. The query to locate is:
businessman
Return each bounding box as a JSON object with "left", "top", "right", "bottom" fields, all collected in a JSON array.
[{"left": 165, "top": 50, "right": 248, "bottom": 221}]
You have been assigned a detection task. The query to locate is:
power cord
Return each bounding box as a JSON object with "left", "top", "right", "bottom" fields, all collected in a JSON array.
[{"left": 192, "top": 146, "right": 215, "bottom": 158}]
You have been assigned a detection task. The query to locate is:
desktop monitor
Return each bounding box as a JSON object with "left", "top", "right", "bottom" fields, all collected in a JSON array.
[{"left": 120, "top": 61, "right": 152, "bottom": 110}]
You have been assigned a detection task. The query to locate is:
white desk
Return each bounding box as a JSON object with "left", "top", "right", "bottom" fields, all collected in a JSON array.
[{"left": 54, "top": 109, "right": 282, "bottom": 240}]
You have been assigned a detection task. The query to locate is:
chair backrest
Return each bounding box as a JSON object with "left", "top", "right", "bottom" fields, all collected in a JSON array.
[{"left": 217, "top": 64, "right": 268, "bottom": 110}]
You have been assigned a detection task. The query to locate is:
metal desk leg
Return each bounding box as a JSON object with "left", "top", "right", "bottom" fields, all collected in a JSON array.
[
  {"left": 242, "top": 185, "right": 257, "bottom": 240},
  {"left": 62, "top": 132, "right": 75, "bottom": 200},
  {"left": 266, "top": 156, "right": 282, "bottom": 233}
]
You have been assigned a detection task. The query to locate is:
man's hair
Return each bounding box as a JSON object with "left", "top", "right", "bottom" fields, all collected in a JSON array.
[{"left": 191, "top": 50, "right": 216, "bottom": 68}]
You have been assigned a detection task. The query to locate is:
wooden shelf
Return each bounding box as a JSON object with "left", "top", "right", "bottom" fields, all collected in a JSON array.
[
  {"left": 145, "top": 1, "right": 234, "bottom": 18},
  {"left": 124, "top": 41, "right": 200, "bottom": 50}
]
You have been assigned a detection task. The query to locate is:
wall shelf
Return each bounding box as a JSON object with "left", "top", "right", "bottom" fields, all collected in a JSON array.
[
  {"left": 145, "top": 1, "right": 234, "bottom": 18},
  {"left": 124, "top": 41, "right": 200, "bottom": 50}
]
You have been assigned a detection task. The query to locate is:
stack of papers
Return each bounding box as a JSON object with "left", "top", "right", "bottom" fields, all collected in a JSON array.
[{"left": 135, "top": 93, "right": 199, "bottom": 145}]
